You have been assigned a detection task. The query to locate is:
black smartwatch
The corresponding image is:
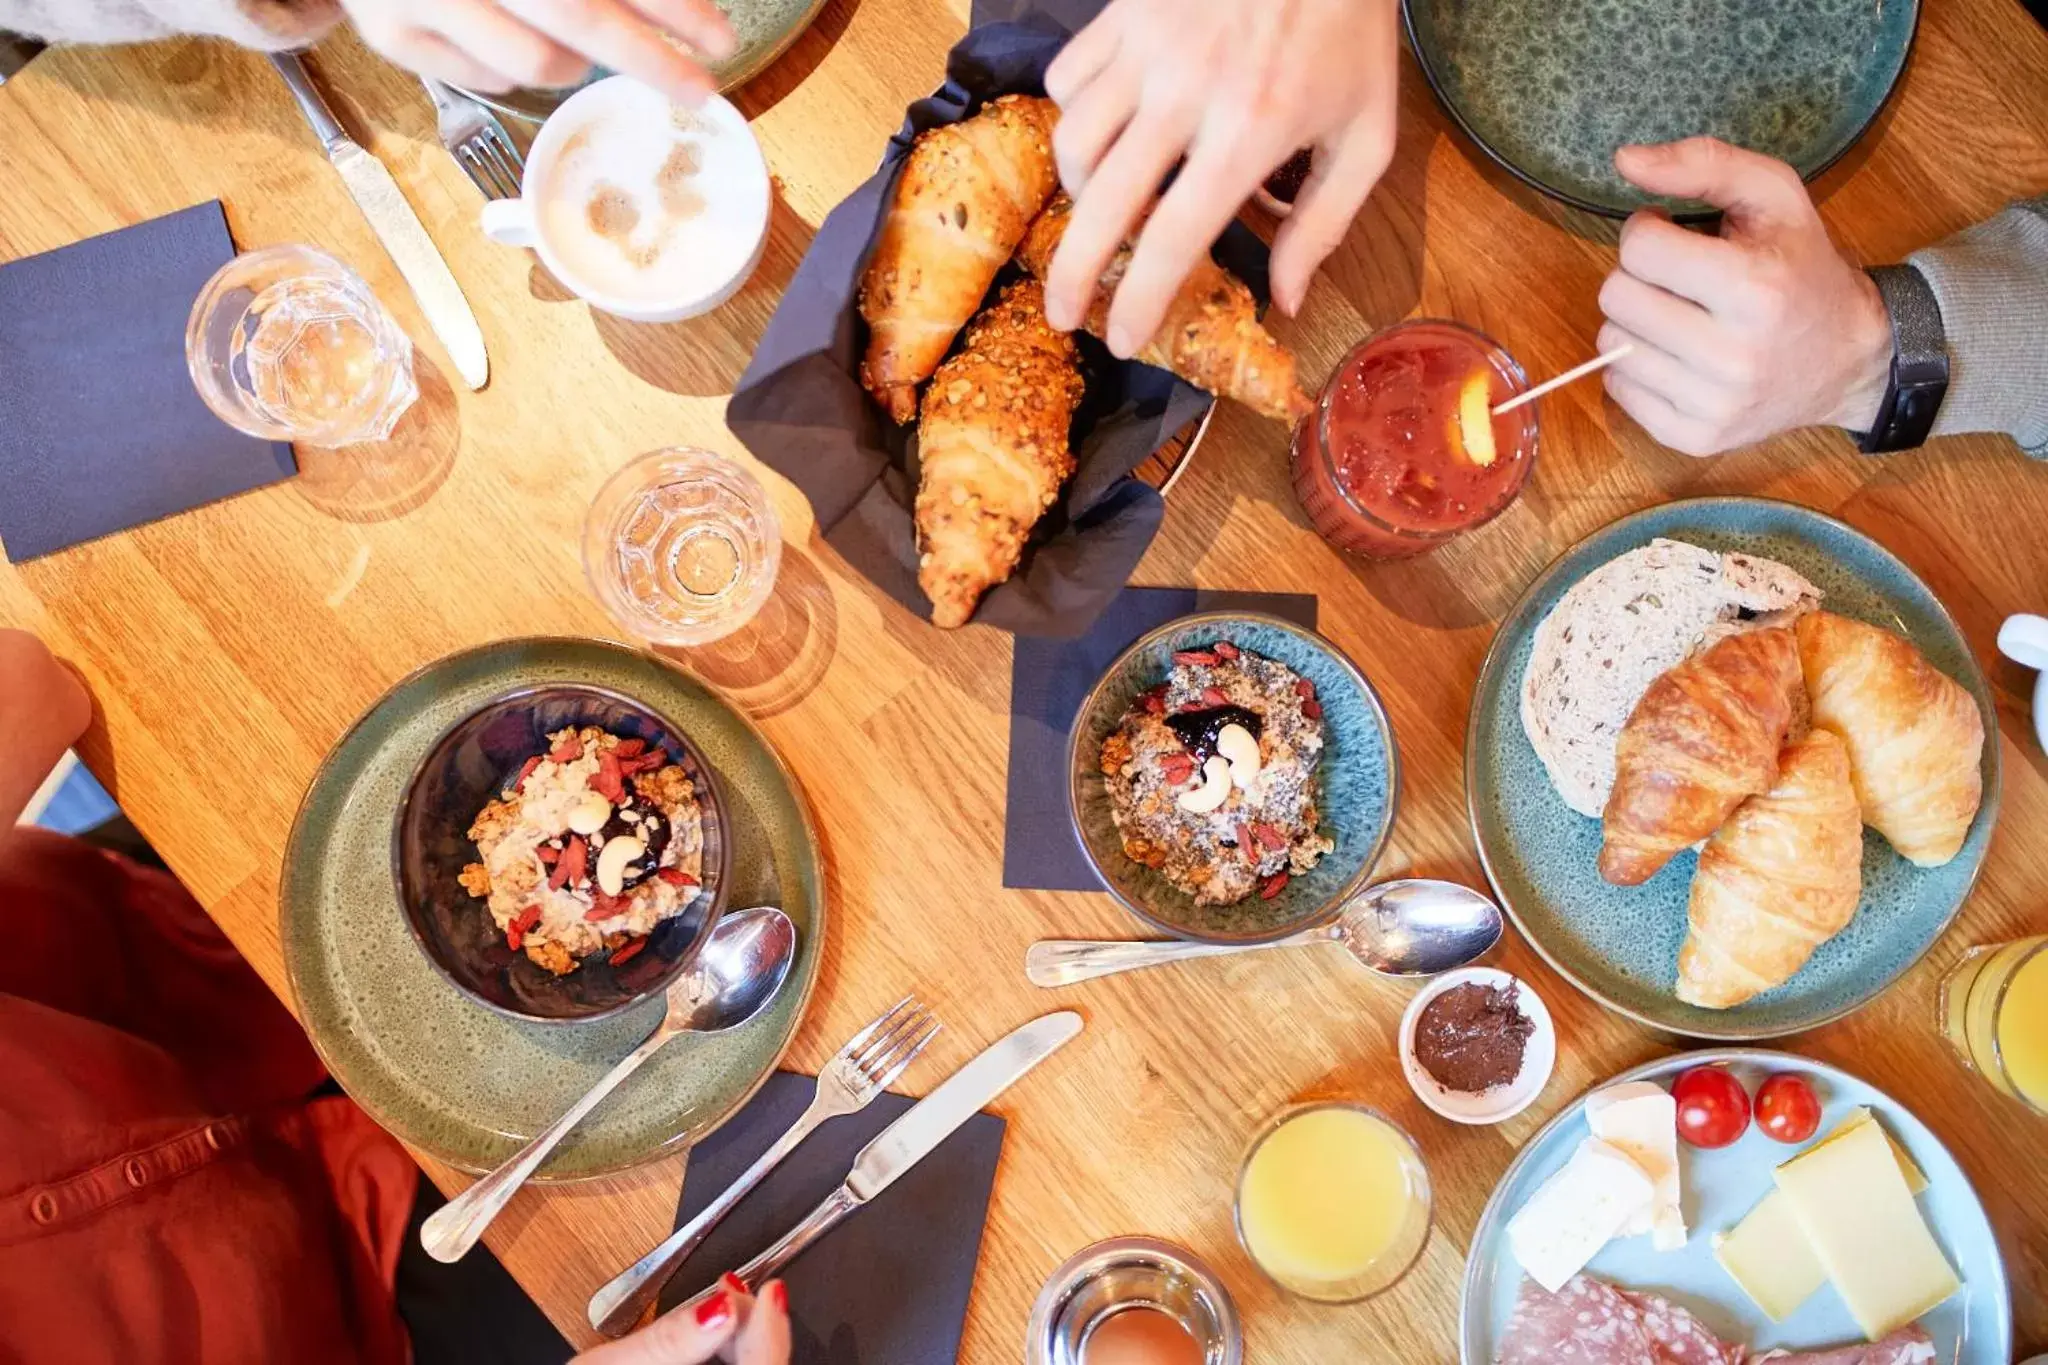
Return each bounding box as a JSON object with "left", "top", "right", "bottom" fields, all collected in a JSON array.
[{"left": 1855, "top": 264, "right": 1949, "bottom": 454}]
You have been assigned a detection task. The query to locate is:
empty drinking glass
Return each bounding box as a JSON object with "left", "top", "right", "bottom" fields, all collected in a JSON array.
[
  {"left": 583, "top": 448, "right": 783, "bottom": 646},
  {"left": 185, "top": 244, "right": 417, "bottom": 446}
]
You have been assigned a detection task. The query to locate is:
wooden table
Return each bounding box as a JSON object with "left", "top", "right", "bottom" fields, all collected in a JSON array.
[{"left": 4, "top": 2, "right": 2047, "bottom": 1358}]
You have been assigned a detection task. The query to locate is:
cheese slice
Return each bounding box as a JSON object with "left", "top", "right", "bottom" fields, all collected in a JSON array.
[
  {"left": 1771, "top": 1119, "right": 1960, "bottom": 1339},
  {"left": 1713, "top": 1109, "right": 1936, "bottom": 1321},
  {"left": 1507, "top": 1137, "right": 1656, "bottom": 1293},
  {"left": 1585, "top": 1082, "right": 1686, "bottom": 1249},
  {"left": 1713, "top": 1189, "right": 1828, "bottom": 1320},
  {"left": 1808, "top": 1107, "right": 1929, "bottom": 1194}
]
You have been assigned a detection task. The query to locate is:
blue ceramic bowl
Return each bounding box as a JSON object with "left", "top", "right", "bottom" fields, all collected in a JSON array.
[
  {"left": 394, "top": 683, "right": 731, "bottom": 1023},
  {"left": 1067, "top": 612, "right": 1399, "bottom": 943},
  {"left": 1467, "top": 497, "right": 2000, "bottom": 1039}
]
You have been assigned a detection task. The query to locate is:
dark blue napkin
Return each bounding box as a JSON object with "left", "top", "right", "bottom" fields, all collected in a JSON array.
[
  {"left": 1004, "top": 586, "right": 1319, "bottom": 890},
  {"left": 0, "top": 201, "right": 295, "bottom": 563},
  {"left": 725, "top": 11, "right": 1274, "bottom": 638},
  {"left": 659, "top": 1070, "right": 1006, "bottom": 1365}
]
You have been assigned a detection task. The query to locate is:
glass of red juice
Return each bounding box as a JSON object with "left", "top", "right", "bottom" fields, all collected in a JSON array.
[{"left": 1290, "top": 319, "right": 1537, "bottom": 559}]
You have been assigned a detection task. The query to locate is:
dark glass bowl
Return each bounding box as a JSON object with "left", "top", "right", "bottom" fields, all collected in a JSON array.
[{"left": 394, "top": 684, "right": 731, "bottom": 1023}]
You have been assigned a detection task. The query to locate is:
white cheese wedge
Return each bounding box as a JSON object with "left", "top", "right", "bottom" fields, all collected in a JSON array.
[
  {"left": 1713, "top": 1189, "right": 1828, "bottom": 1321},
  {"left": 1772, "top": 1118, "right": 1960, "bottom": 1339},
  {"left": 1507, "top": 1137, "right": 1656, "bottom": 1293},
  {"left": 1585, "top": 1081, "right": 1686, "bottom": 1250}
]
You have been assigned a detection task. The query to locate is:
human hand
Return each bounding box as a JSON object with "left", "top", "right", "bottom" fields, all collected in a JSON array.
[
  {"left": 1595, "top": 137, "right": 1894, "bottom": 457},
  {"left": 571, "top": 1276, "right": 791, "bottom": 1365},
  {"left": 338, "top": 0, "right": 735, "bottom": 102},
  {"left": 1041, "top": 0, "right": 1399, "bottom": 354}
]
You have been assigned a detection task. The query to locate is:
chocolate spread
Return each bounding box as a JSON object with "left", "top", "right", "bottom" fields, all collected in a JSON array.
[{"left": 1414, "top": 983, "right": 1533, "bottom": 1093}]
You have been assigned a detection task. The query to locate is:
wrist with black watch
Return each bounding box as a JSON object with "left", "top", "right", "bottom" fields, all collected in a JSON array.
[{"left": 1854, "top": 263, "right": 1950, "bottom": 453}]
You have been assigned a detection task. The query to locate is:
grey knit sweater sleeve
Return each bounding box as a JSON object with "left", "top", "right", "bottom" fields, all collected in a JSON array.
[{"left": 1907, "top": 196, "right": 2048, "bottom": 457}]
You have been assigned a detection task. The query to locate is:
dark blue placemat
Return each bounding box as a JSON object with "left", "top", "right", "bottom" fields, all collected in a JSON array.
[
  {"left": 1005, "top": 586, "right": 1319, "bottom": 891},
  {"left": 0, "top": 201, "right": 295, "bottom": 563},
  {"left": 658, "top": 1071, "right": 1005, "bottom": 1365}
]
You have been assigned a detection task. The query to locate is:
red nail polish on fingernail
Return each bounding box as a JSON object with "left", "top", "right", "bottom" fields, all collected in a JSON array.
[
  {"left": 721, "top": 1272, "right": 747, "bottom": 1296},
  {"left": 695, "top": 1291, "right": 732, "bottom": 1330},
  {"left": 767, "top": 1281, "right": 788, "bottom": 1313}
]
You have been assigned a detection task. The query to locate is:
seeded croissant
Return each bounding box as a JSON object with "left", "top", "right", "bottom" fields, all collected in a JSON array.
[
  {"left": 859, "top": 95, "right": 1061, "bottom": 424},
  {"left": 1014, "top": 192, "right": 1312, "bottom": 423},
  {"left": 914, "top": 280, "right": 1084, "bottom": 628}
]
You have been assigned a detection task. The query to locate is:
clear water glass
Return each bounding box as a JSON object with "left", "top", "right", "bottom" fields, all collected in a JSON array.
[
  {"left": 583, "top": 448, "right": 783, "bottom": 646},
  {"left": 185, "top": 244, "right": 418, "bottom": 446}
]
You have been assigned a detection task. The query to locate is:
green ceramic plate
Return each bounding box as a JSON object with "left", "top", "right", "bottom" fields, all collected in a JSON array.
[
  {"left": 280, "top": 638, "right": 825, "bottom": 1178},
  {"left": 1403, "top": 0, "right": 1920, "bottom": 217},
  {"left": 455, "top": 0, "right": 831, "bottom": 122},
  {"left": 1466, "top": 498, "right": 1998, "bottom": 1039}
]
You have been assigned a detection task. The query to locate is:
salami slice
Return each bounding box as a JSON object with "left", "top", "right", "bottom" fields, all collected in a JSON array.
[
  {"left": 1753, "top": 1326, "right": 1938, "bottom": 1365},
  {"left": 1497, "top": 1276, "right": 1748, "bottom": 1365}
]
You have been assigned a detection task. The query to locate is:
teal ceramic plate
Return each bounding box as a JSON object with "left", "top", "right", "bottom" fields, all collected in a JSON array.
[
  {"left": 456, "top": 0, "right": 831, "bottom": 122},
  {"left": 280, "top": 638, "right": 825, "bottom": 1178},
  {"left": 1403, "top": 0, "right": 1920, "bottom": 217},
  {"left": 1467, "top": 498, "right": 1998, "bottom": 1039},
  {"left": 1461, "top": 1049, "right": 2012, "bottom": 1363},
  {"left": 1067, "top": 611, "right": 1399, "bottom": 944}
]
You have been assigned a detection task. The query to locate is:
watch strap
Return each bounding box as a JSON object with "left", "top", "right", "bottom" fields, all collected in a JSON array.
[{"left": 1856, "top": 264, "right": 1949, "bottom": 453}]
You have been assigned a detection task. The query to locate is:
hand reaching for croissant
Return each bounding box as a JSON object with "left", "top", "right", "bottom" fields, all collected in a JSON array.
[{"left": 1041, "top": 0, "right": 1399, "bottom": 354}]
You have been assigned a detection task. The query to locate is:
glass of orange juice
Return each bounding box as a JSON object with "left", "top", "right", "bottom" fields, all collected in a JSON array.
[
  {"left": 1940, "top": 936, "right": 2048, "bottom": 1115},
  {"left": 1233, "top": 1102, "right": 1432, "bottom": 1302}
]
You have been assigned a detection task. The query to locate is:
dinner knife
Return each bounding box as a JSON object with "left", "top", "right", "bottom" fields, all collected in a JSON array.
[
  {"left": 669, "top": 1010, "right": 1084, "bottom": 1316},
  {"left": 268, "top": 51, "right": 490, "bottom": 391}
]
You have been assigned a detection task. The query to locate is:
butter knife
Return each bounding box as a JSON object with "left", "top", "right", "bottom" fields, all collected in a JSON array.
[
  {"left": 269, "top": 51, "right": 489, "bottom": 391},
  {"left": 669, "top": 1011, "right": 1084, "bottom": 1317}
]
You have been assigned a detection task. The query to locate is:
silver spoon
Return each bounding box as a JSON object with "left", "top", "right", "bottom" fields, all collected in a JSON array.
[
  {"left": 420, "top": 906, "right": 798, "bottom": 1263},
  {"left": 1025, "top": 879, "right": 1504, "bottom": 988}
]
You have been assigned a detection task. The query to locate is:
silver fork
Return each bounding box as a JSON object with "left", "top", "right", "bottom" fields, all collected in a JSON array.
[
  {"left": 586, "top": 996, "right": 942, "bottom": 1336},
  {"left": 419, "top": 76, "right": 525, "bottom": 200}
]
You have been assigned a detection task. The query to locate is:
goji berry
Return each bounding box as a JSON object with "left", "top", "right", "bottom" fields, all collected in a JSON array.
[
  {"left": 609, "top": 938, "right": 646, "bottom": 966},
  {"left": 1236, "top": 823, "right": 1257, "bottom": 858},
  {"left": 513, "top": 755, "right": 543, "bottom": 792},
  {"left": 1294, "top": 677, "right": 1316, "bottom": 701},
  {"left": 1212, "top": 641, "right": 1240, "bottom": 660},
  {"left": 591, "top": 751, "right": 626, "bottom": 803},
  {"left": 549, "top": 735, "right": 584, "bottom": 763},
  {"left": 535, "top": 843, "right": 559, "bottom": 865},
  {"left": 1200, "top": 687, "right": 1229, "bottom": 708},
  {"left": 1251, "top": 822, "right": 1289, "bottom": 852},
  {"left": 613, "top": 738, "right": 646, "bottom": 758},
  {"left": 1260, "top": 873, "right": 1290, "bottom": 900},
  {"left": 506, "top": 905, "right": 542, "bottom": 950},
  {"left": 585, "top": 894, "right": 628, "bottom": 922},
  {"left": 656, "top": 867, "right": 699, "bottom": 888},
  {"left": 1302, "top": 699, "right": 1323, "bottom": 720},
  {"left": 1172, "top": 650, "right": 1220, "bottom": 666},
  {"left": 552, "top": 835, "right": 587, "bottom": 889}
]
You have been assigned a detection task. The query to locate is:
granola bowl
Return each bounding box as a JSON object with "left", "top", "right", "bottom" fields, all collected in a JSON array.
[
  {"left": 395, "top": 684, "right": 731, "bottom": 1024},
  {"left": 1067, "top": 612, "right": 1399, "bottom": 944}
]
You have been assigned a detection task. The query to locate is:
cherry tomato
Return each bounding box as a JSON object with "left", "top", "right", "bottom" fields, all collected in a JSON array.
[
  {"left": 1672, "top": 1066, "right": 1751, "bottom": 1148},
  {"left": 1754, "top": 1072, "right": 1823, "bottom": 1144}
]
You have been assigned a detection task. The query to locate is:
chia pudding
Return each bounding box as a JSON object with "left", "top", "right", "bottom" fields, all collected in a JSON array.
[{"left": 1099, "top": 640, "right": 1334, "bottom": 905}]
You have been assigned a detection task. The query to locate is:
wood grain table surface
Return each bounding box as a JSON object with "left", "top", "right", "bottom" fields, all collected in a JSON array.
[{"left": 3, "top": 1, "right": 2047, "bottom": 1358}]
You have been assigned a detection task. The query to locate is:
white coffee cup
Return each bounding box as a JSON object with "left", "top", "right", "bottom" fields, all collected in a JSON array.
[
  {"left": 481, "top": 76, "right": 770, "bottom": 324},
  {"left": 1997, "top": 612, "right": 2048, "bottom": 753}
]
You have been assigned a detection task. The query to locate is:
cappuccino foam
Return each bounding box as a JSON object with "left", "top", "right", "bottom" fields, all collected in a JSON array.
[{"left": 536, "top": 86, "right": 764, "bottom": 306}]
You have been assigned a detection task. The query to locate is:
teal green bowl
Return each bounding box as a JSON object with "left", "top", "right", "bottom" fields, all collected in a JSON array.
[
  {"left": 1066, "top": 611, "right": 1399, "bottom": 944},
  {"left": 1467, "top": 497, "right": 2000, "bottom": 1039}
]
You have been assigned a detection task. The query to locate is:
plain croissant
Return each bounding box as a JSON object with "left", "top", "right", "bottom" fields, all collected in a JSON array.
[
  {"left": 1599, "top": 626, "right": 1804, "bottom": 886},
  {"left": 1014, "top": 192, "right": 1313, "bottom": 424},
  {"left": 858, "top": 95, "right": 1061, "bottom": 424},
  {"left": 914, "top": 280, "right": 1085, "bottom": 628},
  {"left": 1796, "top": 611, "right": 1985, "bottom": 866},
  {"left": 1677, "top": 730, "right": 1864, "bottom": 1009}
]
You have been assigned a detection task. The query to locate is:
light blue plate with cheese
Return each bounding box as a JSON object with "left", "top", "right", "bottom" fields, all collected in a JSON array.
[
  {"left": 1460, "top": 1049, "right": 2011, "bottom": 1364},
  {"left": 1467, "top": 497, "right": 2000, "bottom": 1039}
]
